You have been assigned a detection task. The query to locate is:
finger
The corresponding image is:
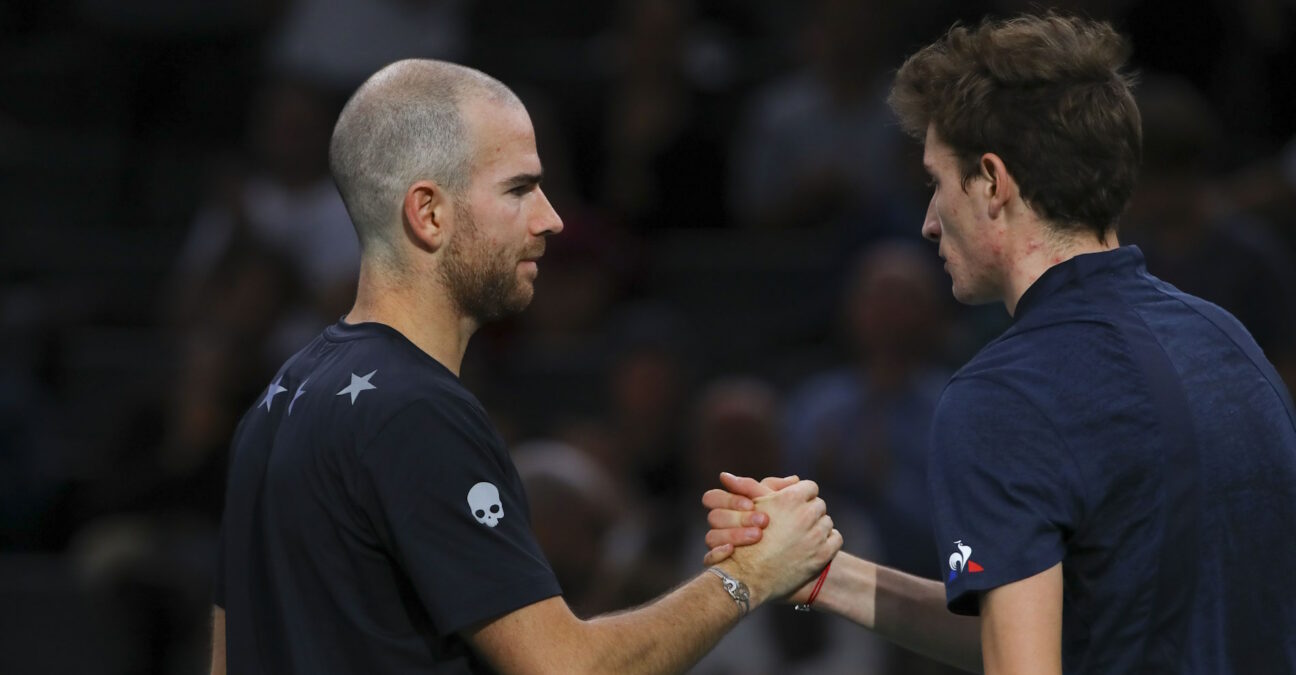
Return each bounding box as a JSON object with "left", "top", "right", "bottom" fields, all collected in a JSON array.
[
  {"left": 701, "top": 488, "right": 754, "bottom": 511},
  {"left": 702, "top": 544, "right": 733, "bottom": 566},
  {"left": 811, "top": 497, "right": 828, "bottom": 520},
  {"left": 705, "top": 526, "right": 763, "bottom": 549},
  {"left": 759, "top": 475, "right": 800, "bottom": 491},
  {"left": 765, "top": 478, "right": 818, "bottom": 503},
  {"left": 826, "top": 528, "right": 844, "bottom": 555},
  {"left": 707, "top": 508, "right": 770, "bottom": 529},
  {"left": 719, "top": 472, "right": 775, "bottom": 499},
  {"left": 814, "top": 513, "right": 834, "bottom": 537}
]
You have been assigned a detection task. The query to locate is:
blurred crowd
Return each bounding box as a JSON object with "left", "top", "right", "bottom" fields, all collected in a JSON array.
[{"left": 1, "top": 0, "right": 1294, "bottom": 673}]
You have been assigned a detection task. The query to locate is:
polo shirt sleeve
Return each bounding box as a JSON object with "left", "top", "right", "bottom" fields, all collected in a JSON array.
[
  {"left": 927, "top": 376, "right": 1083, "bottom": 615},
  {"left": 354, "top": 399, "right": 562, "bottom": 635}
]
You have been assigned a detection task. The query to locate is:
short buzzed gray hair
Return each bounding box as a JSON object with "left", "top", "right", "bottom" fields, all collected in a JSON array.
[{"left": 328, "top": 59, "right": 522, "bottom": 264}]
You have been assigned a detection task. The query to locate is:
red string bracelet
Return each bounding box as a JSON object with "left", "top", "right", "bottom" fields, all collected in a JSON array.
[{"left": 793, "top": 561, "right": 832, "bottom": 612}]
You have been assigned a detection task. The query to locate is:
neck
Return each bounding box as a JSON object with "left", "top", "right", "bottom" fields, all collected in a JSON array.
[
  {"left": 345, "top": 259, "right": 478, "bottom": 376},
  {"left": 1003, "top": 227, "right": 1118, "bottom": 316}
]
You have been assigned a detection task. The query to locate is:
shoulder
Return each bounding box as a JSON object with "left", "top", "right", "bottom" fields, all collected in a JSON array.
[{"left": 303, "top": 326, "right": 500, "bottom": 458}]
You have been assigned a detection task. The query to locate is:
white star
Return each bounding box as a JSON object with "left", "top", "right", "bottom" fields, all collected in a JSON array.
[
  {"left": 289, "top": 378, "right": 309, "bottom": 415},
  {"left": 337, "top": 370, "right": 377, "bottom": 405},
  {"left": 259, "top": 378, "right": 287, "bottom": 411}
]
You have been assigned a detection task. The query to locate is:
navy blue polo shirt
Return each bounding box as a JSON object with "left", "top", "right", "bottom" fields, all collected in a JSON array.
[
  {"left": 928, "top": 246, "right": 1296, "bottom": 673},
  {"left": 215, "top": 320, "right": 561, "bottom": 674}
]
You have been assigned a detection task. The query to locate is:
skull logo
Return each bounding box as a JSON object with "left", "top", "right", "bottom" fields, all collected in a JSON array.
[{"left": 467, "top": 482, "right": 504, "bottom": 527}]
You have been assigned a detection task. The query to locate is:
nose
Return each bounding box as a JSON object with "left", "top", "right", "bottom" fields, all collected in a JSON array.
[
  {"left": 921, "top": 193, "right": 941, "bottom": 243},
  {"left": 532, "top": 187, "right": 564, "bottom": 236}
]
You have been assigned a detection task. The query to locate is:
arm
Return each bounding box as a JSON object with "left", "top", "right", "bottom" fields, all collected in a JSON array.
[
  {"left": 210, "top": 606, "right": 225, "bottom": 675},
  {"left": 467, "top": 571, "right": 740, "bottom": 674},
  {"left": 464, "top": 479, "right": 841, "bottom": 674},
  {"left": 703, "top": 474, "right": 982, "bottom": 673},
  {"left": 980, "top": 563, "right": 1062, "bottom": 675},
  {"left": 802, "top": 552, "right": 982, "bottom": 672}
]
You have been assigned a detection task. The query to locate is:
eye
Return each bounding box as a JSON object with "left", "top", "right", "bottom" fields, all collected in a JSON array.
[
  {"left": 926, "top": 176, "right": 939, "bottom": 189},
  {"left": 509, "top": 183, "right": 536, "bottom": 196}
]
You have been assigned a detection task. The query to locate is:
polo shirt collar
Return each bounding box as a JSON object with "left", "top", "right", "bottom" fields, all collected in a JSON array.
[{"left": 1013, "top": 245, "right": 1146, "bottom": 320}]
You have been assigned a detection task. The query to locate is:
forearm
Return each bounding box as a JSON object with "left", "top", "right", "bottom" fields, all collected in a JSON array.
[
  {"left": 472, "top": 568, "right": 750, "bottom": 675},
  {"left": 814, "top": 553, "right": 982, "bottom": 673},
  {"left": 578, "top": 568, "right": 746, "bottom": 674}
]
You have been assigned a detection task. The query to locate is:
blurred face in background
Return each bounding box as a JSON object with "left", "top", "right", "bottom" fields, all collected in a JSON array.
[{"left": 848, "top": 244, "right": 944, "bottom": 361}]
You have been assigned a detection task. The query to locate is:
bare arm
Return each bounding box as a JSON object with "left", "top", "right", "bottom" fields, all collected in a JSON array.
[
  {"left": 702, "top": 474, "right": 981, "bottom": 672},
  {"left": 467, "top": 571, "right": 741, "bottom": 674},
  {"left": 466, "top": 479, "right": 842, "bottom": 674},
  {"left": 210, "top": 606, "right": 225, "bottom": 675},
  {"left": 979, "top": 563, "right": 1062, "bottom": 675},
  {"left": 802, "top": 552, "right": 982, "bottom": 672}
]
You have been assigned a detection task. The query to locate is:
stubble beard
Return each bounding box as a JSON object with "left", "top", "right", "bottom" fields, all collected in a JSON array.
[{"left": 439, "top": 206, "right": 535, "bottom": 324}]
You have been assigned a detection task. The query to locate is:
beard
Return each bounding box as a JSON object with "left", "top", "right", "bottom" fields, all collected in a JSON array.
[{"left": 439, "top": 205, "right": 539, "bottom": 323}]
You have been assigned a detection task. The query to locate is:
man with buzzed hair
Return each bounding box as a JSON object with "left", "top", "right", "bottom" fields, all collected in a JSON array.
[
  {"left": 211, "top": 59, "right": 841, "bottom": 674},
  {"left": 703, "top": 14, "right": 1296, "bottom": 675}
]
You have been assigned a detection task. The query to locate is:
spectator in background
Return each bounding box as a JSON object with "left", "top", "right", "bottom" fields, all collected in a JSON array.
[
  {"left": 64, "top": 243, "right": 300, "bottom": 675},
  {"left": 540, "top": 304, "right": 699, "bottom": 605},
  {"left": 783, "top": 241, "right": 958, "bottom": 674},
  {"left": 170, "top": 74, "right": 356, "bottom": 362},
  {"left": 512, "top": 440, "right": 632, "bottom": 618},
  {"left": 600, "top": 0, "right": 738, "bottom": 231},
  {"left": 1123, "top": 74, "right": 1296, "bottom": 394},
  {"left": 728, "top": 0, "right": 918, "bottom": 242}
]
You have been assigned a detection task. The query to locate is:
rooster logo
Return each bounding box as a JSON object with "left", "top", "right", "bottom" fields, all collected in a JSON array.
[{"left": 947, "top": 540, "right": 984, "bottom": 582}]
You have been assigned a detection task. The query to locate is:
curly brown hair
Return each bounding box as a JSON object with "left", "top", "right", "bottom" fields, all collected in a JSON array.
[{"left": 889, "top": 14, "right": 1141, "bottom": 239}]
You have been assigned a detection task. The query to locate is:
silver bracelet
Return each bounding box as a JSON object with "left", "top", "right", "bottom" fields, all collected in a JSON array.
[{"left": 706, "top": 567, "right": 750, "bottom": 617}]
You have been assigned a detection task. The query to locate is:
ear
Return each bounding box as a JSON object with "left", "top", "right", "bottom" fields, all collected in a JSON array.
[
  {"left": 979, "top": 152, "right": 1017, "bottom": 220},
  {"left": 402, "top": 180, "right": 454, "bottom": 253}
]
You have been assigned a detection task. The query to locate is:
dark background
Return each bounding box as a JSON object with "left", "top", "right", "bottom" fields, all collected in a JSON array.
[{"left": 2, "top": 0, "right": 1294, "bottom": 673}]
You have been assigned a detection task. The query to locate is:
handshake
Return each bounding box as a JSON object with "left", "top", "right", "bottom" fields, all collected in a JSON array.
[{"left": 700, "top": 472, "right": 842, "bottom": 609}]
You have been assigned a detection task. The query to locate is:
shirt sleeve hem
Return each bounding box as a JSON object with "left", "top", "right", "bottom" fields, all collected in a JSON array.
[
  {"left": 440, "top": 572, "right": 565, "bottom": 636},
  {"left": 946, "top": 552, "right": 1064, "bottom": 616}
]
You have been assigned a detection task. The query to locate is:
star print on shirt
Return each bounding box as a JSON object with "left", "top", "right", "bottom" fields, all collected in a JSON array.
[
  {"left": 289, "top": 378, "right": 309, "bottom": 415},
  {"left": 259, "top": 378, "right": 287, "bottom": 411},
  {"left": 337, "top": 370, "right": 377, "bottom": 405}
]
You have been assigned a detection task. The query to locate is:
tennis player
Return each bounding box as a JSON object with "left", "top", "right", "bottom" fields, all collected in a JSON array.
[
  {"left": 704, "top": 14, "right": 1296, "bottom": 675},
  {"left": 210, "top": 59, "right": 841, "bottom": 674}
]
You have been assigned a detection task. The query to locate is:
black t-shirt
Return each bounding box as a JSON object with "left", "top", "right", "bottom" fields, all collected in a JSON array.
[
  {"left": 929, "top": 247, "right": 1296, "bottom": 673},
  {"left": 216, "top": 320, "right": 561, "bottom": 674}
]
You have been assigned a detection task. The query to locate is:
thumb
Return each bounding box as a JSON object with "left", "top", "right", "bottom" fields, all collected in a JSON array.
[
  {"left": 720, "top": 472, "right": 775, "bottom": 499},
  {"left": 759, "top": 475, "right": 800, "bottom": 491}
]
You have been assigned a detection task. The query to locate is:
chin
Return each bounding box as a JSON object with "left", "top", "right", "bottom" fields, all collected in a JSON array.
[
  {"left": 950, "top": 282, "right": 995, "bottom": 307},
  {"left": 506, "top": 287, "right": 535, "bottom": 314}
]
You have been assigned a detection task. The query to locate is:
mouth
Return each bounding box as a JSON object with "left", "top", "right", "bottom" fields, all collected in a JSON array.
[{"left": 521, "top": 243, "right": 545, "bottom": 264}]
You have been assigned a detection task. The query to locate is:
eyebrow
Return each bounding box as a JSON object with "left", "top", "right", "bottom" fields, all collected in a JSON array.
[{"left": 502, "top": 172, "right": 543, "bottom": 189}]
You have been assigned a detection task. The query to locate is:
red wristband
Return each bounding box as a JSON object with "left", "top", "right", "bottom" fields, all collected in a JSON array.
[{"left": 794, "top": 561, "right": 832, "bottom": 611}]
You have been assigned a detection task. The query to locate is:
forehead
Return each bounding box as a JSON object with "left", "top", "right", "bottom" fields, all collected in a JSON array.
[
  {"left": 463, "top": 98, "right": 541, "bottom": 179},
  {"left": 922, "top": 125, "right": 954, "bottom": 169}
]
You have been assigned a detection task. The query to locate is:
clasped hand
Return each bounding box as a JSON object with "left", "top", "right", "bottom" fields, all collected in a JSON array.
[{"left": 702, "top": 472, "right": 840, "bottom": 605}]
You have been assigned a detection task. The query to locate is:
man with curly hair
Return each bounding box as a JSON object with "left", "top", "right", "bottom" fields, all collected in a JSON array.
[{"left": 705, "top": 14, "right": 1296, "bottom": 674}]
